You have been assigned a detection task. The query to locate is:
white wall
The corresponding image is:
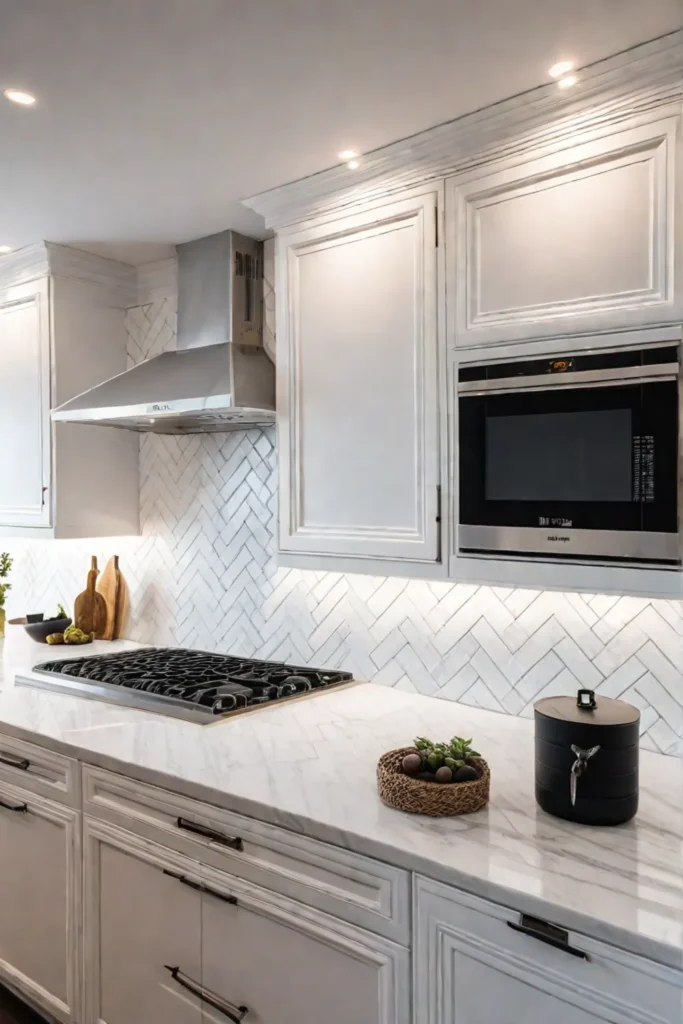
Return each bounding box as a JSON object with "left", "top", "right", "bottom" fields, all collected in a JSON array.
[{"left": 4, "top": 294, "right": 681, "bottom": 755}]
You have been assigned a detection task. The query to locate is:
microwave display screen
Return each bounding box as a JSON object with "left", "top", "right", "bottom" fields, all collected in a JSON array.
[{"left": 485, "top": 408, "right": 633, "bottom": 504}]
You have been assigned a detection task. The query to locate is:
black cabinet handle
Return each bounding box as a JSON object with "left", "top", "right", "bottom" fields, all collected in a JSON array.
[
  {"left": 164, "top": 965, "right": 248, "bottom": 1022},
  {"left": 508, "top": 915, "right": 589, "bottom": 960},
  {"left": 0, "top": 753, "right": 30, "bottom": 771},
  {"left": 163, "top": 868, "right": 237, "bottom": 906},
  {"left": 176, "top": 816, "right": 243, "bottom": 852},
  {"left": 0, "top": 796, "right": 28, "bottom": 813}
]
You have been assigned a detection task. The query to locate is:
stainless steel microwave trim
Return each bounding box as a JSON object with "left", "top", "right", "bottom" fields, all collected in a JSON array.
[
  {"left": 457, "top": 363, "right": 679, "bottom": 396},
  {"left": 458, "top": 525, "right": 679, "bottom": 562}
]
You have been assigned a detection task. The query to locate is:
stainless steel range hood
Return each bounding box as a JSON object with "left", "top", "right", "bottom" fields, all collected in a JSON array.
[{"left": 51, "top": 231, "right": 275, "bottom": 434}]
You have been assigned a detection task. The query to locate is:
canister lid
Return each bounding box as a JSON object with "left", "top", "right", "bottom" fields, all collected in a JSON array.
[{"left": 534, "top": 688, "right": 640, "bottom": 727}]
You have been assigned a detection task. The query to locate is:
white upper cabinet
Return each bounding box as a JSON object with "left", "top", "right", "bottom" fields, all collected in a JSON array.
[
  {"left": 0, "top": 243, "right": 139, "bottom": 538},
  {"left": 448, "top": 112, "right": 683, "bottom": 348},
  {"left": 0, "top": 281, "right": 51, "bottom": 528},
  {"left": 277, "top": 190, "right": 442, "bottom": 569}
]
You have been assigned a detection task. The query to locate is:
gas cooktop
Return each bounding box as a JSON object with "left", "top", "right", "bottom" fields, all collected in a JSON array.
[{"left": 23, "top": 647, "right": 354, "bottom": 724}]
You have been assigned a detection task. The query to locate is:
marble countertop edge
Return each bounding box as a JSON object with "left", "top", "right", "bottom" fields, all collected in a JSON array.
[
  {"left": 0, "top": 709, "right": 680, "bottom": 971},
  {"left": 0, "top": 649, "right": 680, "bottom": 972}
]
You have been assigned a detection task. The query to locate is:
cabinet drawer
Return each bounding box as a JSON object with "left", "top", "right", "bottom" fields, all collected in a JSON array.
[
  {"left": 0, "top": 733, "right": 78, "bottom": 805},
  {"left": 84, "top": 820, "right": 409, "bottom": 1024},
  {"left": 83, "top": 765, "right": 410, "bottom": 943},
  {"left": 415, "top": 876, "right": 683, "bottom": 1024}
]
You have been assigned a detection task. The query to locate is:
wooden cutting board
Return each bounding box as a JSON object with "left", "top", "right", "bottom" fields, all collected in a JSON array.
[
  {"left": 74, "top": 556, "right": 107, "bottom": 638},
  {"left": 96, "top": 556, "right": 121, "bottom": 641},
  {"left": 113, "top": 563, "right": 130, "bottom": 640},
  {"left": 96, "top": 555, "right": 130, "bottom": 640}
]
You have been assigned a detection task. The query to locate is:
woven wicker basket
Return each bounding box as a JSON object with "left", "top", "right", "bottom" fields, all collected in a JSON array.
[{"left": 377, "top": 747, "right": 490, "bottom": 817}]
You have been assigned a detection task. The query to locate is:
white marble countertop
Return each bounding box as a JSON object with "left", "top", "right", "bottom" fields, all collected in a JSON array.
[{"left": 1, "top": 639, "right": 681, "bottom": 969}]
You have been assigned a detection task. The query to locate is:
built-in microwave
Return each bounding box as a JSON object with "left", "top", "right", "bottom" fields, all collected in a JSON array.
[{"left": 458, "top": 343, "right": 681, "bottom": 565}]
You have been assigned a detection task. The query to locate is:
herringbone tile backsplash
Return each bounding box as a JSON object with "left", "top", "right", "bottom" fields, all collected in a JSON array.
[{"left": 5, "top": 298, "right": 682, "bottom": 754}]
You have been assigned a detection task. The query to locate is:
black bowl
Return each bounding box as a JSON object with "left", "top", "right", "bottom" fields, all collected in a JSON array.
[{"left": 23, "top": 617, "right": 73, "bottom": 643}]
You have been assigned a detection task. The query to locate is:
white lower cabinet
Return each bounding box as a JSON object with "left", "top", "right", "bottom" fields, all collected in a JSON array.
[
  {"left": 84, "top": 817, "right": 409, "bottom": 1024},
  {"left": 199, "top": 864, "right": 409, "bottom": 1024},
  {"left": 0, "top": 780, "right": 80, "bottom": 1022},
  {"left": 84, "top": 818, "right": 203, "bottom": 1024},
  {"left": 414, "top": 876, "right": 682, "bottom": 1024}
]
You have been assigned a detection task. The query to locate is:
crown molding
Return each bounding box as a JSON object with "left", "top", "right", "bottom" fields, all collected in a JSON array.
[
  {"left": 243, "top": 30, "right": 683, "bottom": 229},
  {"left": 0, "top": 241, "right": 137, "bottom": 306},
  {"left": 135, "top": 256, "right": 177, "bottom": 305}
]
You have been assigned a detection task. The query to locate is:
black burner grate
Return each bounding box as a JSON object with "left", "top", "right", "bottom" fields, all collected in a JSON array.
[{"left": 35, "top": 648, "right": 353, "bottom": 715}]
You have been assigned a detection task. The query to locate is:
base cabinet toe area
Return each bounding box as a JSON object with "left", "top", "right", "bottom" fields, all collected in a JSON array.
[{"left": 414, "top": 876, "right": 683, "bottom": 1024}]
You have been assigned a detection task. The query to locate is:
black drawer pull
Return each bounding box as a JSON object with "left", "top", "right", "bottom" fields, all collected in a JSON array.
[
  {"left": 0, "top": 797, "right": 28, "bottom": 813},
  {"left": 0, "top": 753, "right": 30, "bottom": 771},
  {"left": 176, "top": 816, "right": 243, "bottom": 851},
  {"left": 164, "top": 965, "right": 248, "bottom": 1022},
  {"left": 508, "top": 915, "right": 588, "bottom": 960},
  {"left": 163, "top": 868, "right": 237, "bottom": 906}
]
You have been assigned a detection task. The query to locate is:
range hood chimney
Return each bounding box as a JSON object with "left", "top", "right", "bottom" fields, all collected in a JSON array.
[{"left": 51, "top": 231, "right": 275, "bottom": 434}]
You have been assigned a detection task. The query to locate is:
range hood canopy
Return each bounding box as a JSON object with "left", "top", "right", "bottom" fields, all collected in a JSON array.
[{"left": 51, "top": 230, "right": 275, "bottom": 434}]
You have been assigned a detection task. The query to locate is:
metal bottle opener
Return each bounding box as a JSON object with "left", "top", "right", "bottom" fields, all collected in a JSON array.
[{"left": 569, "top": 744, "right": 601, "bottom": 807}]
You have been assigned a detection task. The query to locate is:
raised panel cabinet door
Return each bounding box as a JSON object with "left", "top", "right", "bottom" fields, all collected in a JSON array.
[
  {"left": 278, "top": 191, "right": 440, "bottom": 562},
  {"left": 448, "top": 113, "right": 683, "bottom": 347},
  {"left": 416, "top": 945, "right": 604, "bottom": 1024},
  {"left": 415, "top": 877, "right": 681, "bottom": 1024},
  {"left": 0, "top": 280, "right": 51, "bottom": 526},
  {"left": 84, "top": 819, "right": 203, "bottom": 1024},
  {"left": 198, "top": 870, "right": 410, "bottom": 1024},
  {"left": 0, "top": 785, "right": 79, "bottom": 1023}
]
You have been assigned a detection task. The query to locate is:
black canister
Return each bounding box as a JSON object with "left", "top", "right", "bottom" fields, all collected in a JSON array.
[{"left": 534, "top": 688, "right": 639, "bottom": 826}]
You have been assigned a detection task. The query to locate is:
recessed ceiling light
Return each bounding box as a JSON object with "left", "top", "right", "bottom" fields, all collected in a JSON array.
[
  {"left": 347, "top": 160, "right": 360, "bottom": 170},
  {"left": 4, "top": 88, "right": 36, "bottom": 106},
  {"left": 339, "top": 149, "right": 358, "bottom": 161},
  {"left": 0, "top": 246, "right": 12, "bottom": 255},
  {"left": 548, "top": 60, "right": 574, "bottom": 79},
  {"left": 557, "top": 74, "right": 578, "bottom": 90}
]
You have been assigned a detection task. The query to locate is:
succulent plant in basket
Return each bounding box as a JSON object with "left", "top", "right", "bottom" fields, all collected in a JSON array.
[{"left": 402, "top": 736, "right": 483, "bottom": 784}]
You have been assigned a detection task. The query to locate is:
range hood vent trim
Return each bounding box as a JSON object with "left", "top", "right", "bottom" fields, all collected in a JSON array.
[{"left": 51, "top": 231, "right": 275, "bottom": 435}]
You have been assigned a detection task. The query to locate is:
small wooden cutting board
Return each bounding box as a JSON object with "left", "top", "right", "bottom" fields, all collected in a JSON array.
[
  {"left": 113, "top": 565, "right": 130, "bottom": 640},
  {"left": 96, "top": 556, "right": 121, "bottom": 641},
  {"left": 74, "top": 556, "right": 107, "bottom": 638}
]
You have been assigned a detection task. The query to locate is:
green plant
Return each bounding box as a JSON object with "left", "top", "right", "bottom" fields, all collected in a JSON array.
[
  {"left": 414, "top": 735, "right": 481, "bottom": 772},
  {"left": 0, "top": 552, "right": 12, "bottom": 609},
  {"left": 56, "top": 603, "right": 68, "bottom": 620}
]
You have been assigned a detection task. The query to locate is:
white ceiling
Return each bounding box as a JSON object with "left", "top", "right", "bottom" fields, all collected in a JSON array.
[{"left": 1, "top": 0, "right": 681, "bottom": 265}]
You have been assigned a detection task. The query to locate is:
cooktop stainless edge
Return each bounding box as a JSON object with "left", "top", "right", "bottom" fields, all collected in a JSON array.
[
  {"left": 16, "top": 666, "right": 359, "bottom": 725},
  {"left": 16, "top": 669, "right": 219, "bottom": 725}
]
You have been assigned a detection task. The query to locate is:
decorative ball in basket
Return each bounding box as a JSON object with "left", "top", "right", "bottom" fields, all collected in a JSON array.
[{"left": 377, "top": 735, "right": 490, "bottom": 817}]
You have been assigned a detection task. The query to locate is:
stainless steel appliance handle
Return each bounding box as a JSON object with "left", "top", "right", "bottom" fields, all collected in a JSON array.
[
  {"left": 508, "top": 915, "right": 589, "bottom": 960},
  {"left": 176, "top": 816, "right": 243, "bottom": 851},
  {"left": 0, "top": 796, "right": 28, "bottom": 813},
  {"left": 164, "top": 965, "right": 249, "bottom": 1022},
  {"left": 0, "top": 752, "right": 30, "bottom": 771},
  {"left": 458, "top": 362, "right": 678, "bottom": 396},
  {"left": 163, "top": 868, "right": 238, "bottom": 906}
]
